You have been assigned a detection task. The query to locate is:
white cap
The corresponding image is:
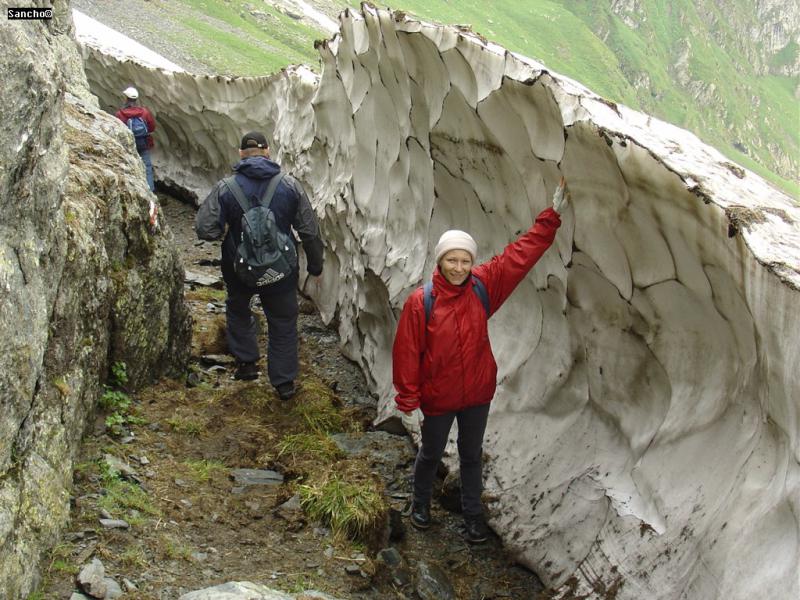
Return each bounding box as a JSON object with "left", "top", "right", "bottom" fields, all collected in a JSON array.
[
  {"left": 434, "top": 230, "right": 477, "bottom": 263},
  {"left": 123, "top": 86, "right": 139, "bottom": 100}
]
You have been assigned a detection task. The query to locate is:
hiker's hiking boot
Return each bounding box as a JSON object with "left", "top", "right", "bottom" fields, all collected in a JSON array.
[
  {"left": 463, "top": 514, "right": 488, "bottom": 544},
  {"left": 275, "top": 381, "right": 296, "bottom": 401},
  {"left": 233, "top": 361, "right": 259, "bottom": 381},
  {"left": 410, "top": 501, "right": 431, "bottom": 530}
]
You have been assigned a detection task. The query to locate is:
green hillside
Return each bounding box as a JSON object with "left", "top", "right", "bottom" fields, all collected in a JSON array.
[{"left": 168, "top": 0, "right": 798, "bottom": 197}]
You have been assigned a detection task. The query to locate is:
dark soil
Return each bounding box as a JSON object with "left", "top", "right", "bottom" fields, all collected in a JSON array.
[{"left": 38, "top": 194, "right": 548, "bottom": 599}]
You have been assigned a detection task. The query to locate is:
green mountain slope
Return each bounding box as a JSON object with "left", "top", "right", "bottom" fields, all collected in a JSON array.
[
  {"left": 148, "top": 0, "right": 797, "bottom": 197},
  {"left": 558, "top": 0, "right": 798, "bottom": 197}
]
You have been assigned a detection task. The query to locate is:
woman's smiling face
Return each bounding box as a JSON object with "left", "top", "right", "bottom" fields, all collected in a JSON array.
[{"left": 439, "top": 249, "right": 473, "bottom": 285}]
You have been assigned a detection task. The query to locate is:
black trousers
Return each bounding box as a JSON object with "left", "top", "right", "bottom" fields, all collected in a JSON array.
[
  {"left": 225, "top": 280, "right": 298, "bottom": 387},
  {"left": 413, "top": 403, "right": 491, "bottom": 517}
]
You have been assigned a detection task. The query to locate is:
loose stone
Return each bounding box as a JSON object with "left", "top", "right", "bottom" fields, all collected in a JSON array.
[
  {"left": 415, "top": 562, "right": 456, "bottom": 600},
  {"left": 99, "top": 518, "right": 130, "bottom": 529}
]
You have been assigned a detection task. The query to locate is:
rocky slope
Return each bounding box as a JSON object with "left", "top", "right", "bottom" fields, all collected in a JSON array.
[{"left": 0, "top": 1, "right": 190, "bottom": 596}]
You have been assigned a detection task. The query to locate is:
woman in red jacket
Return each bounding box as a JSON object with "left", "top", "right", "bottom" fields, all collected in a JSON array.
[{"left": 392, "top": 178, "right": 570, "bottom": 543}]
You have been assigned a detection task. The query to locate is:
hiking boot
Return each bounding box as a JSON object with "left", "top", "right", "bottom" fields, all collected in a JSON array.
[
  {"left": 410, "top": 501, "right": 431, "bottom": 530},
  {"left": 463, "top": 514, "right": 488, "bottom": 544},
  {"left": 275, "top": 381, "right": 296, "bottom": 401},
  {"left": 233, "top": 361, "right": 259, "bottom": 381}
]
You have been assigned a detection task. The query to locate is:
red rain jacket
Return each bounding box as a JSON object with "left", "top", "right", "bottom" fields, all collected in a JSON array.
[
  {"left": 392, "top": 207, "right": 561, "bottom": 416},
  {"left": 115, "top": 105, "right": 157, "bottom": 150}
]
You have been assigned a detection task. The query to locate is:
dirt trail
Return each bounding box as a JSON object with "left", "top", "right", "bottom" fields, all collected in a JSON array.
[{"left": 38, "top": 194, "right": 547, "bottom": 599}]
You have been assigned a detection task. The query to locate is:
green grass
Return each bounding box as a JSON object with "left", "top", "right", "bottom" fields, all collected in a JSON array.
[
  {"left": 290, "top": 385, "right": 344, "bottom": 433},
  {"left": 49, "top": 559, "right": 78, "bottom": 575},
  {"left": 120, "top": 544, "right": 149, "bottom": 569},
  {"left": 166, "top": 416, "right": 206, "bottom": 436},
  {"left": 769, "top": 41, "right": 799, "bottom": 71},
  {"left": 182, "top": 459, "right": 227, "bottom": 482},
  {"left": 185, "top": 287, "right": 226, "bottom": 303},
  {"left": 298, "top": 471, "right": 385, "bottom": 539},
  {"left": 277, "top": 432, "right": 344, "bottom": 463},
  {"left": 98, "top": 478, "right": 161, "bottom": 521},
  {"left": 171, "top": 0, "right": 324, "bottom": 74},
  {"left": 45, "top": 543, "right": 78, "bottom": 578},
  {"left": 558, "top": 0, "right": 797, "bottom": 197},
  {"left": 159, "top": 534, "right": 194, "bottom": 561},
  {"left": 282, "top": 574, "right": 331, "bottom": 595}
]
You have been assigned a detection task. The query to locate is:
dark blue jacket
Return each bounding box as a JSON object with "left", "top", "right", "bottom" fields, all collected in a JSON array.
[{"left": 195, "top": 156, "right": 324, "bottom": 293}]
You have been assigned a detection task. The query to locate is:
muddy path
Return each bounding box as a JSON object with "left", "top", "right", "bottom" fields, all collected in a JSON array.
[{"left": 38, "top": 194, "right": 547, "bottom": 599}]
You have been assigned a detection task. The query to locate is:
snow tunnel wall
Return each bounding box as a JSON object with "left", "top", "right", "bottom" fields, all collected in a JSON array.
[
  {"left": 309, "top": 12, "right": 800, "bottom": 599},
  {"left": 75, "top": 6, "right": 800, "bottom": 599},
  {"left": 78, "top": 38, "right": 320, "bottom": 203}
]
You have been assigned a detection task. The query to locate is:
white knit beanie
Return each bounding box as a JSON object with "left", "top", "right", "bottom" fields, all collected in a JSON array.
[{"left": 434, "top": 230, "right": 477, "bottom": 263}]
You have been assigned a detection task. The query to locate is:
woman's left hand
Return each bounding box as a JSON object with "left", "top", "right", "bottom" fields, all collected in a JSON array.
[{"left": 401, "top": 409, "right": 423, "bottom": 433}]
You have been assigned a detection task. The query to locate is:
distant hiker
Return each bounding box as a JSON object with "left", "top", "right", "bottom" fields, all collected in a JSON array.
[
  {"left": 195, "top": 131, "right": 324, "bottom": 401},
  {"left": 392, "top": 178, "right": 570, "bottom": 544},
  {"left": 115, "top": 86, "right": 156, "bottom": 192}
]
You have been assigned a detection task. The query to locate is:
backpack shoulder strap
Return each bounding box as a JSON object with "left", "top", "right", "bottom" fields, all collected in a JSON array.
[
  {"left": 423, "top": 282, "right": 434, "bottom": 324},
  {"left": 260, "top": 172, "right": 285, "bottom": 210},
  {"left": 222, "top": 177, "right": 251, "bottom": 213},
  {"left": 471, "top": 275, "right": 490, "bottom": 318}
]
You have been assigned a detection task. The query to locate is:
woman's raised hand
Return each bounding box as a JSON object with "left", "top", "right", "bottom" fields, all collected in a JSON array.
[{"left": 552, "top": 176, "right": 571, "bottom": 214}]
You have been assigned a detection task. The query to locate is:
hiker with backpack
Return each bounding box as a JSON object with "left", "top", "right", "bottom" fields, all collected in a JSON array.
[
  {"left": 195, "top": 131, "right": 324, "bottom": 401},
  {"left": 115, "top": 87, "right": 156, "bottom": 192},
  {"left": 392, "top": 178, "right": 570, "bottom": 543}
]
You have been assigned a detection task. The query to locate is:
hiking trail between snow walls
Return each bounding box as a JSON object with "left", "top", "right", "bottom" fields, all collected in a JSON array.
[{"left": 75, "top": 4, "right": 800, "bottom": 599}]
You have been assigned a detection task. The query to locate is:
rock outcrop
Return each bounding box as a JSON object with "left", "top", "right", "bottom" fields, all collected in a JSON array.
[
  {"left": 179, "top": 582, "right": 339, "bottom": 600},
  {"left": 73, "top": 5, "right": 799, "bottom": 600},
  {"left": 0, "top": 1, "right": 190, "bottom": 596}
]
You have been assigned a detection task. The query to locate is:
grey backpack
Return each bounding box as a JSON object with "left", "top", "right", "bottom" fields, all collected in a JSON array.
[{"left": 223, "top": 173, "right": 297, "bottom": 287}]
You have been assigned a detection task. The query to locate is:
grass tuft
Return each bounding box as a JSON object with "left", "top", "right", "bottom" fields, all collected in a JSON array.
[
  {"left": 98, "top": 478, "right": 161, "bottom": 521},
  {"left": 183, "top": 459, "right": 227, "bottom": 482},
  {"left": 45, "top": 543, "right": 78, "bottom": 578},
  {"left": 119, "top": 544, "right": 149, "bottom": 569},
  {"left": 290, "top": 388, "right": 343, "bottom": 433},
  {"left": 185, "top": 287, "right": 226, "bottom": 303},
  {"left": 278, "top": 433, "right": 344, "bottom": 464},
  {"left": 158, "top": 534, "right": 194, "bottom": 561},
  {"left": 166, "top": 416, "right": 206, "bottom": 436},
  {"left": 298, "top": 470, "right": 386, "bottom": 540}
]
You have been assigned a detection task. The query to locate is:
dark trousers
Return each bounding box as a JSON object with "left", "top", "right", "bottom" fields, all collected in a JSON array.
[
  {"left": 413, "top": 403, "right": 490, "bottom": 517},
  {"left": 225, "top": 282, "right": 298, "bottom": 387}
]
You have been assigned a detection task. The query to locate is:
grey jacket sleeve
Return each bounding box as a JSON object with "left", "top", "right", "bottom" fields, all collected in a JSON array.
[
  {"left": 286, "top": 175, "right": 324, "bottom": 276},
  {"left": 195, "top": 182, "right": 225, "bottom": 240}
]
